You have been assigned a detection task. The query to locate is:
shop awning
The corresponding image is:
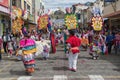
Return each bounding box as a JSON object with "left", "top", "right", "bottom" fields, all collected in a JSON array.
[{"left": 0, "top": 5, "right": 9, "bottom": 14}]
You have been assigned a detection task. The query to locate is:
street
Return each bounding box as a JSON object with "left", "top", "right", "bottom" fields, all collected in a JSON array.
[{"left": 0, "top": 45, "right": 120, "bottom": 80}]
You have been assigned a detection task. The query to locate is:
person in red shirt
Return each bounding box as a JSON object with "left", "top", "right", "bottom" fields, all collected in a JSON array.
[{"left": 66, "top": 30, "right": 81, "bottom": 72}]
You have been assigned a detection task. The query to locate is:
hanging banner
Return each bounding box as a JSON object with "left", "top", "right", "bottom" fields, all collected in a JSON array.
[
  {"left": 92, "top": 16, "right": 103, "bottom": 31},
  {"left": 38, "top": 14, "right": 49, "bottom": 30},
  {"left": 65, "top": 14, "right": 78, "bottom": 30}
]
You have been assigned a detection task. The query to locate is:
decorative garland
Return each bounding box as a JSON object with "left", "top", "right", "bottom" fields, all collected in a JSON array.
[
  {"left": 65, "top": 14, "right": 78, "bottom": 30},
  {"left": 92, "top": 16, "right": 103, "bottom": 31},
  {"left": 37, "top": 14, "right": 49, "bottom": 30},
  {"left": 12, "top": 6, "right": 24, "bottom": 34}
]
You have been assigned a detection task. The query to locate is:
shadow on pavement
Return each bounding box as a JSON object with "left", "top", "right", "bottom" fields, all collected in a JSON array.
[
  {"left": 99, "top": 54, "right": 120, "bottom": 72},
  {"left": 48, "top": 57, "right": 68, "bottom": 60},
  {"left": 78, "top": 56, "right": 91, "bottom": 60},
  {"left": 53, "top": 66, "right": 68, "bottom": 71},
  {"left": 9, "top": 69, "right": 27, "bottom": 76}
]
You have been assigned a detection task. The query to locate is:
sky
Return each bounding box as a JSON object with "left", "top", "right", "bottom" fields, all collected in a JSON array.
[{"left": 43, "top": 0, "right": 96, "bottom": 12}]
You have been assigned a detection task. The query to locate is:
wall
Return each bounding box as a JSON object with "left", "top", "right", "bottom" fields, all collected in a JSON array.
[
  {"left": 21, "top": 0, "right": 32, "bottom": 14},
  {"left": 34, "top": 0, "right": 44, "bottom": 24},
  {"left": 0, "top": 15, "right": 3, "bottom": 36},
  {"left": 103, "top": 0, "right": 120, "bottom": 16}
]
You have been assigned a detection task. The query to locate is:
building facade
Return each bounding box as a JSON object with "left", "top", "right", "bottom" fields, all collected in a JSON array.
[
  {"left": 103, "top": 0, "right": 120, "bottom": 30},
  {"left": 72, "top": 3, "right": 88, "bottom": 30},
  {"left": 33, "top": 0, "right": 44, "bottom": 24},
  {"left": 0, "top": 0, "right": 10, "bottom": 36}
]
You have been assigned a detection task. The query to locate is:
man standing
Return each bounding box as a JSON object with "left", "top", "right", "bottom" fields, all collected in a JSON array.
[
  {"left": 66, "top": 30, "right": 81, "bottom": 72},
  {"left": 2, "top": 32, "right": 7, "bottom": 54}
]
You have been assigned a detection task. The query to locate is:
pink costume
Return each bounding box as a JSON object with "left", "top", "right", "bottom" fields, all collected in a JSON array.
[{"left": 20, "top": 39, "right": 36, "bottom": 48}]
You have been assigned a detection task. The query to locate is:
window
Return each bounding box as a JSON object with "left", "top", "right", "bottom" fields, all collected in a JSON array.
[
  {"left": 12, "top": 0, "right": 17, "bottom": 6},
  {"left": 27, "top": 4, "right": 30, "bottom": 12},
  {"left": 24, "top": 1, "right": 26, "bottom": 9},
  {"left": 18, "top": 0, "right": 21, "bottom": 8}
]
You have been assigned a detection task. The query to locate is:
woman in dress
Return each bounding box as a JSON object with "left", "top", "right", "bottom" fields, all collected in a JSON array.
[{"left": 20, "top": 34, "right": 37, "bottom": 75}]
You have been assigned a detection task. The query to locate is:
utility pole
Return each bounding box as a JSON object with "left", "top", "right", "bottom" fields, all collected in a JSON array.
[{"left": 10, "top": 0, "right": 12, "bottom": 32}]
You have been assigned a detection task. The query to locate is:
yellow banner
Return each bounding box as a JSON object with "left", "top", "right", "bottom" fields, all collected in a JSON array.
[
  {"left": 65, "top": 14, "right": 78, "bottom": 30},
  {"left": 92, "top": 16, "right": 103, "bottom": 31}
]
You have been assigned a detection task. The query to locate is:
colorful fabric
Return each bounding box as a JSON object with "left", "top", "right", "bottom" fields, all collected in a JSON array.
[
  {"left": 35, "top": 41, "right": 43, "bottom": 56},
  {"left": 23, "top": 48, "right": 37, "bottom": 55},
  {"left": 22, "top": 53, "right": 35, "bottom": 72},
  {"left": 43, "top": 45, "right": 49, "bottom": 53},
  {"left": 24, "top": 64, "right": 35, "bottom": 69},
  {"left": 22, "top": 45, "right": 36, "bottom": 50},
  {"left": 81, "top": 38, "right": 89, "bottom": 45},
  {"left": 20, "top": 39, "right": 36, "bottom": 48},
  {"left": 50, "top": 32, "right": 56, "bottom": 53},
  {"left": 23, "top": 60, "right": 35, "bottom": 64},
  {"left": 26, "top": 68, "right": 35, "bottom": 73},
  {"left": 23, "top": 54, "right": 35, "bottom": 61}
]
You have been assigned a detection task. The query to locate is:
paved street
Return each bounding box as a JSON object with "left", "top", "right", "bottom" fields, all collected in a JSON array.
[{"left": 0, "top": 45, "right": 120, "bottom": 80}]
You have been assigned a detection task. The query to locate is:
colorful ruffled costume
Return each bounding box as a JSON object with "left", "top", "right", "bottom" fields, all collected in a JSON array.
[{"left": 20, "top": 38, "right": 37, "bottom": 73}]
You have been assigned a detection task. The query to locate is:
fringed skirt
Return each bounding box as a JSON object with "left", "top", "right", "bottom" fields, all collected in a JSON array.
[{"left": 22, "top": 54, "right": 35, "bottom": 73}]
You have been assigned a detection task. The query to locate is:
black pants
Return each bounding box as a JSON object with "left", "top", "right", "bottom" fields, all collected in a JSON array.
[
  {"left": 3, "top": 42, "right": 7, "bottom": 53},
  {"left": 107, "top": 42, "right": 113, "bottom": 54},
  {"left": 115, "top": 44, "right": 120, "bottom": 54}
]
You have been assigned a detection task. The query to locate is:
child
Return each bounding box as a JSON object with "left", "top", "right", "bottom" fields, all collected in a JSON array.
[{"left": 7, "top": 41, "right": 13, "bottom": 57}]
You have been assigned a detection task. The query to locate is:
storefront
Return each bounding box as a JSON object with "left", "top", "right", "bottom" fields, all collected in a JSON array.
[{"left": 0, "top": 0, "right": 10, "bottom": 36}]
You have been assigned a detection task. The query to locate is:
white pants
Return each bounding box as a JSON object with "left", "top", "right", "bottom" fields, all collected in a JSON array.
[{"left": 68, "top": 52, "right": 79, "bottom": 70}]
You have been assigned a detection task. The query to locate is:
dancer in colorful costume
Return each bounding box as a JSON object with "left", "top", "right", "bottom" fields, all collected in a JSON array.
[
  {"left": 20, "top": 34, "right": 37, "bottom": 75},
  {"left": 89, "top": 32, "right": 102, "bottom": 59},
  {"left": 50, "top": 30, "right": 56, "bottom": 53}
]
